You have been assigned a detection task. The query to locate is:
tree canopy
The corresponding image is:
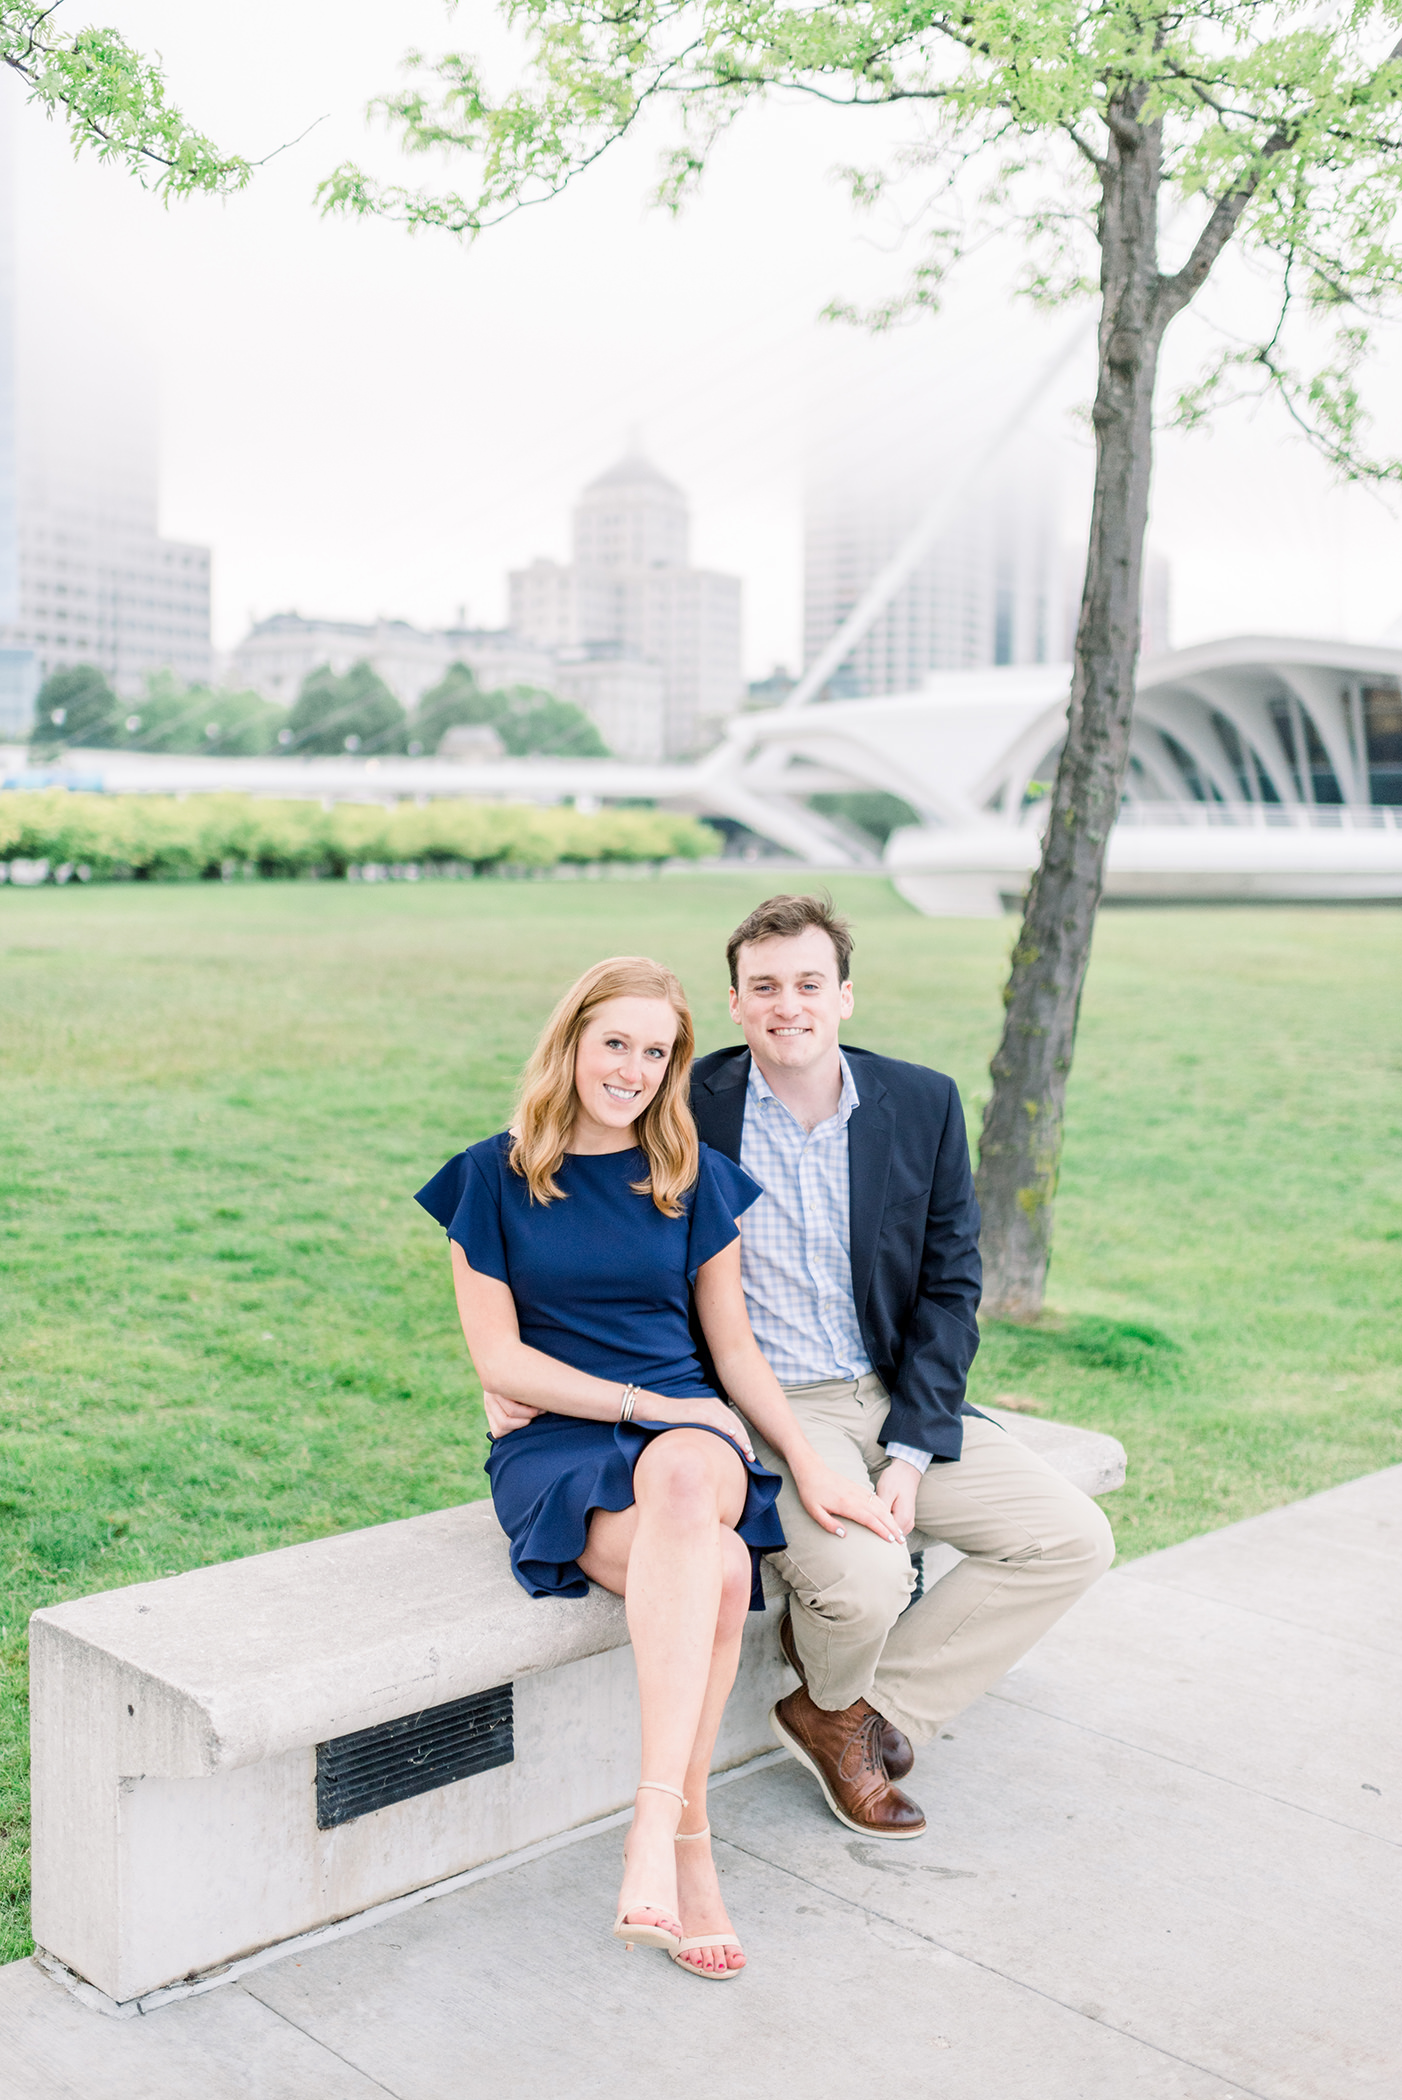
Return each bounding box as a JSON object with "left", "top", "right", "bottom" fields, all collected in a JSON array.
[
  {"left": 414, "top": 663, "right": 611, "bottom": 756},
  {"left": 118, "top": 673, "right": 289, "bottom": 757},
  {"left": 487, "top": 685, "right": 610, "bottom": 758},
  {"left": 287, "top": 662, "right": 408, "bottom": 756},
  {"left": 1, "top": 2, "right": 248, "bottom": 198},
  {"left": 413, "top": 662, "right": 498, "bottom": 750},
  {"left": 325, "top": 0, "right": 1402, "bottom": 477},
  {"left": 32, "top": 665, "right": 120, "bottom": 749},
  {"left": 34, "top": 667, "right": 289, "bottom": 757},
  {"left": 181, "top": 685, "right": 289, "bottom": 759}
]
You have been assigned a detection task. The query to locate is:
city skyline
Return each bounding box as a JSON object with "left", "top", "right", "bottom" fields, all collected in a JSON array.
[
  {"left": 510, "top": 452, "right": 741, "bottom": 757},
  {"left": 227, "top": 449, "right": 741, "bottom": 760},
  {"left": 7, "top": 3, "right": 1402, "bottom": 698}
]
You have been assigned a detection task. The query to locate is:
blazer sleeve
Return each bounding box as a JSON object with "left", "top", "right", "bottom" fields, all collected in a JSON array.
[{"left": 879, "top": 1079, "right": 983, "bottom": 1460}]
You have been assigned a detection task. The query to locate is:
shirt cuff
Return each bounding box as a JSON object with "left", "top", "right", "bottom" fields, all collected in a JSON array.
[{"left": 885, "top": 1442, "right": 933, "bottom": 1475}]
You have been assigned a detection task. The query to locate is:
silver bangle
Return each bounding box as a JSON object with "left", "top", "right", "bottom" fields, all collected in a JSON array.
[{"left": 619, "top": 1384, "right": 639, "bottom": 1424}]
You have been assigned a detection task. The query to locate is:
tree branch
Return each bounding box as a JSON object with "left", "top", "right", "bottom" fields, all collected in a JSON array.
[
  {"left": 1063, "top": 122, "right": 1106, "bottom": 174},
  {"left": 1, "top": 4, "right": 247, "bottom": 193},
  {"left": 1156, "top": 124, "right": 1293, "bottom": 319}
]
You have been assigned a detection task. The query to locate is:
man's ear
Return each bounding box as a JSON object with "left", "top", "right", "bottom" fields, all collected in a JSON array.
[
  {"left": 728, "top": 986, "right": 742, "bottom": 1024},
  {"left": 839, "top": 980, "right": 855, "bottom": 1020}
]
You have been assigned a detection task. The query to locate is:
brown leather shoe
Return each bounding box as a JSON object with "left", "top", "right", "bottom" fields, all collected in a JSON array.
[
  {"left": 778, "top": 1610, "right": 916, "bottom": 1783},
  {"left": 770, "top": 1685, "right": 926, "bottom": 1839}
]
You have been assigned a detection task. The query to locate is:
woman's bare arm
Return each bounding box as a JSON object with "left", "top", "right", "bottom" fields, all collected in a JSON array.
[
  {"left": 693, "top": 1240, "right": 903, "bottom": 1545},
  {"left": 450, "top": 1243, "right": 754, "bottom": 1457}
]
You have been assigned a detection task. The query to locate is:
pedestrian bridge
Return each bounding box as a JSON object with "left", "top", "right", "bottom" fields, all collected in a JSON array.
[{"left": 8, "top": 634, "right": 1402, "bottom": 910}]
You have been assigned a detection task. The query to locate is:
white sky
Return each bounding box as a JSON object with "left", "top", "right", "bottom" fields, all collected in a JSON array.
[{"left": 12, "top": 0, "right": 1402, "bottom": 673}]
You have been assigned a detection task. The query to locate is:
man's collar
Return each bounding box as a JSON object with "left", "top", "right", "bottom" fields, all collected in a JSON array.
[
  {"left": 746, "top": 1049, "right": 860, "bottom": 1126},
  {"left": 837, "top": 1051, "right": 861, "bottom": 1118}
]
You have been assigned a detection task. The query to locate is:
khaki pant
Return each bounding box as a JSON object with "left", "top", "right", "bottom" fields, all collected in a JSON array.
[{"left": 752, "top": 1373, "right": 1115, "bottom": 1744}]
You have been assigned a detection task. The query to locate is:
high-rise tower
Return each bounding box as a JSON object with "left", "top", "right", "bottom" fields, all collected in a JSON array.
[
  {"left": 803, "top": 452, "right": 1072, "bottom": 700},
  {"left": 510, "top": 452, "right": 742, "bottom": 759},
  {"left": 0, "top": 90, "right": 28, "bottom": 736},
  {"left": 0, "top": 90, "right": 212, "bottom": 739},
  {"left": 803, "top": 433, "right": 1170, "bottom": 701}
]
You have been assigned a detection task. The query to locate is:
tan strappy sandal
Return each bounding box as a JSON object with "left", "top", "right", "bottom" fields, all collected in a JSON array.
[
  {"left": 671, "top": 1825, "right": 744, "bottom": 1981},
  {"left": 612, "top": 1782, "right": 685, "bottom": 1953}
]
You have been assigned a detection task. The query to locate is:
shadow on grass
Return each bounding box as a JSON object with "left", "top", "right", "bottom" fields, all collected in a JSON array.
[{"left": 978, "top": 1311, "right": 1185, "bottom": 1387}]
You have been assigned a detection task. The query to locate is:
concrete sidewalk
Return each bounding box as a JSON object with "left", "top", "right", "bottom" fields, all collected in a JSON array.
[{"left": 3, "top": 1469, "right": 1398, "bottom": 2100}]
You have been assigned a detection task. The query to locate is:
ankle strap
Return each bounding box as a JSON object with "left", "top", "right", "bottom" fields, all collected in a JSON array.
[
  {"left": 636, "top": 1780, "right": 688, "bottom": 1807},
  {"left": 674, "top": 1825, "right": 710, "bottom": 1841}
]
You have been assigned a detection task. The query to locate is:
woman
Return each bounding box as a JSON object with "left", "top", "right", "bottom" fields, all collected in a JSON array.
[{"left": 415, "top": 956, "right": 903, "bottom": 1980}]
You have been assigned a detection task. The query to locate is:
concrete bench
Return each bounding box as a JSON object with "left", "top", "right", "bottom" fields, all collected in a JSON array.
[{"left": 29, "top": 1406, "right": 1125, "bottom": 2010}]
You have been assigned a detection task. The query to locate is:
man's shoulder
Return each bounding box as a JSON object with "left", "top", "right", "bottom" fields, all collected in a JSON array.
[
  {"left": 843, "top": 1044, "right": 958, "bottom": 1106},
  {"left": 691, "top": 1045, "right": 750, "bottom": 1093}
]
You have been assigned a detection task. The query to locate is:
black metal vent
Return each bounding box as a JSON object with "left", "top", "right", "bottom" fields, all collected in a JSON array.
[{"left": 316, "top": 1683, "right": 514, "bottom": 1829}]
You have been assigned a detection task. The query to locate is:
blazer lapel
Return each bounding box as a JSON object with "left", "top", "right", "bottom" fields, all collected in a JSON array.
[
  {"left": 695, "top": 1050, "right": 750, "bottom": 1163},
  {"left": 846, "top": 1069, "right": 893, "bottom": 1321}
]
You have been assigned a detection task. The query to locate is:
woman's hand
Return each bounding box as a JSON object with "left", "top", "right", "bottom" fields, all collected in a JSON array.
[
  {"left": 792, "top": 1457, "right": 906, "bottom": 1546},
  {"left": 482, "top": 1389, "right": 543, "bottom": 1438}
]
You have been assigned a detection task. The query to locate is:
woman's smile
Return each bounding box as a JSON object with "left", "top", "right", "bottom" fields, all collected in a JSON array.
[{"left": 568, "top": 996, "right": 680, "bottom": 1151}]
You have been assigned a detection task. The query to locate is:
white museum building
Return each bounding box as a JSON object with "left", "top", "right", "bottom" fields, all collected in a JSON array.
[{"left": 40, "top": 634, "right": 1402, "bottom": 911}]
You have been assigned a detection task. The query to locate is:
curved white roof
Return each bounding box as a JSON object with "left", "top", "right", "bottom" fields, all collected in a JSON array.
[{"left": 23, "top": 634, "right": 1402, "bottom": 892}]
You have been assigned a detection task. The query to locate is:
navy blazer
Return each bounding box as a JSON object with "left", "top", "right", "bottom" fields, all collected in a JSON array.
[{"left": 690, "top": 1044, "right": 982, "bottom": 1462}]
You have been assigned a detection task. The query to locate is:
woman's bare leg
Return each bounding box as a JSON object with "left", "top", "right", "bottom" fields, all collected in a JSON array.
[
  {"left": 579, "top": 1429, "right": 747, "bottom": 1948},
  {"left": 673, "top": 1524, "right": 752, "bottom": 1971}
]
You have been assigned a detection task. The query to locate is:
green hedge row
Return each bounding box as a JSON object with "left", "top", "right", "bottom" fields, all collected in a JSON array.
[{"left": 0, "top": 792, "right": 721, "bottom": 882}]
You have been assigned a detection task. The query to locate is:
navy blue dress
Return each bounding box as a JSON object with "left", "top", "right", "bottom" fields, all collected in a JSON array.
[{"left": 415, "top": 1134, "right": 785, "bottom": 1608}]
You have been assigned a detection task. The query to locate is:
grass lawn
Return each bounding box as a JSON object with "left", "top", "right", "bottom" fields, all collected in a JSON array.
[{"left": 1, "top": 874, "right": 1399, "bottom": 1964}]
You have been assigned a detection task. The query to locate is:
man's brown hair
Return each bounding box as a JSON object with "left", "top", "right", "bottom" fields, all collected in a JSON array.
[{"left": 725, "top": 893, "right": 854, "bottom": 989}]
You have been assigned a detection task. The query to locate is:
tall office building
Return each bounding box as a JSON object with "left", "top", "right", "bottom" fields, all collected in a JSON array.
[
  {"left": 803, "top": 452, "right": 1072, "bottom": 698},
  {"left": 0, "top": 94, "right": 26, "bottom": 735},
  {"left": 804, "top": 444, "right": 1170, "bottom": 699},
  {"left": 510, "top": 453, "right": 742, "bottom": 759},
  {"left": 3, "top": 375, "right": 213, "bottom": 722},
  {"left": 0, "top": 92, "right": 212, "bottom": 738}
]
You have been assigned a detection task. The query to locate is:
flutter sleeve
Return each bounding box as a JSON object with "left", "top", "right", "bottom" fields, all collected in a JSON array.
[
  {"left": 686, "top": 1143, "right": 763, "bottom": 1284},
  {"left": 413, "top": 1145, "right": 510, "bottom": 1284}
]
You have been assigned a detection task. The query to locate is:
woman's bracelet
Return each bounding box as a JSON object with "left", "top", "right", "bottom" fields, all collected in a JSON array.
[{"left": 619, "top": 1384, "right": 640, "bottom": 1424}]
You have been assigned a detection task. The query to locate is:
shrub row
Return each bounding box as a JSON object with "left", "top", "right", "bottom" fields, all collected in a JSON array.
[{"left": 0, "top": 792, "right": 721, "bottom": 882}]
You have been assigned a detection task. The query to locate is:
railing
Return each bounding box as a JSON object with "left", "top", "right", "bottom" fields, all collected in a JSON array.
[{"left": 1115, "top": 801, "right": 1401, "bottom": 830}]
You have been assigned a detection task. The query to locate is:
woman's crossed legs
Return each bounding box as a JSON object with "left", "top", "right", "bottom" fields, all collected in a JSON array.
[{"left": 578, "top": 1428, "right": 752, "bottom": 1975}]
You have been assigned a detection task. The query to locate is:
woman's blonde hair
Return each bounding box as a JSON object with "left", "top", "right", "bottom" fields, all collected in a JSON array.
[{"left": 509, "top": 956, "right": 698, "bottom": 1215}]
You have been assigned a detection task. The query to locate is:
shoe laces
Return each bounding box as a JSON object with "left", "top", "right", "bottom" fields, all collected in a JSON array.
[{"left": 840, "top": 1708, "right": 887, "bottom": 1784}]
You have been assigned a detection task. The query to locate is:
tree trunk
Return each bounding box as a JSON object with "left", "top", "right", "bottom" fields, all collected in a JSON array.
[{"left": 975, "top": 92, "right": 1167, "bottom": 1321}]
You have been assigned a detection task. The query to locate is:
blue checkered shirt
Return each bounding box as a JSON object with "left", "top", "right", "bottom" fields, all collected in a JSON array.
[{"left": 737, "top": 1056, "right": 935, "bottom": 1471}]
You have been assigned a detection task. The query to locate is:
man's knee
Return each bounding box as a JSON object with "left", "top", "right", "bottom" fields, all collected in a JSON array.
[
  {"left": 1084, "top": 1498, "right": 1116, "bottom": 1579},
  {"left": 1055, "top": 1493, "right": 1115, "bottom": 1588},
  {"left": 789, "top": 1534, "right": 913, "bottom": 1636}
]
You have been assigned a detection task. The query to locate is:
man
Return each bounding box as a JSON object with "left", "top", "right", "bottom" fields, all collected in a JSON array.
[{"left": 689, "top": 892, "right": 1114, "bottom": 1839}]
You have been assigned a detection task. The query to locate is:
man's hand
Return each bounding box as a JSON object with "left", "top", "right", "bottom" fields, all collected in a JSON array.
[
  {"left": 877, "top": 1458, "right": 922, "bottom": 1538},
  {"left": 482, "top": 1389, "right": 542, "bottom": 1438}
]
